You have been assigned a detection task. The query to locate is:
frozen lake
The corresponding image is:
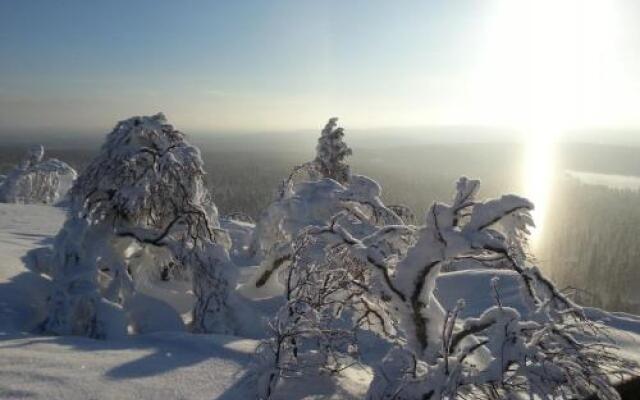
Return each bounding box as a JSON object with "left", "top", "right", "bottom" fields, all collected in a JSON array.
[{"left": 566, "top": 170, "right": 640, "bottom": 191}]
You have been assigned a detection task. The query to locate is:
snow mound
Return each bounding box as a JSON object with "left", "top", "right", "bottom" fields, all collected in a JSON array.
[
  {"left": 37, "top": 113, "right": 244, "bottom": 339},
  {"left": 0, "top": 145, "right": 77, "bottom": 205}
]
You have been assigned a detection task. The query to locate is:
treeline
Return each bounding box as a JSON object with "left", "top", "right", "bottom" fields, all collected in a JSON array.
[
  {"left": 1, "top": 142, "right": 639, "bottom": 313},
  {"left": 538, "top": 176, "right": 640, "bottom": 313},
  {"left": 202, "top": 144, "right": 524, "bottom": 219}
]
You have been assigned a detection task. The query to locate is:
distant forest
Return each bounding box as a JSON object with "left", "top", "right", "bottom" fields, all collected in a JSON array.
[{"left": 1, "top": 140, "right": 639, "bottom": 313}]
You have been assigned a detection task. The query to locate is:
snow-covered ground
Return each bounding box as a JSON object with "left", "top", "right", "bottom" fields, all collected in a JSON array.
[
  {"left": 0, "top": 204, "right": 255, "bottom": 400},
  {"left": 1, "top": 203, "right": 638, "bottom": 399},
  {"left": 0, "top": 203, "right": 371, "bottom": 400}
]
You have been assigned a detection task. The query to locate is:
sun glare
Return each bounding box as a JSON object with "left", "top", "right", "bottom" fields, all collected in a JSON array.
[{"left": 472, "top": 0, "right": 621, "bottom": 245}]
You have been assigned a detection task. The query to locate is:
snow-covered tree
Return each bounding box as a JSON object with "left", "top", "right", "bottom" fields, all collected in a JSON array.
[
  {"left": 257, "top": 217, "right": 411, "bottom": 398},
  {"left": 249, "top": 118, "right": 403, "bottom": 292},
  {"left": 43, "top": 113, "right": 237, "bottom": 338},
  {"left": 260, "top": 177, "right": 634, "bottom": 399},
  {"left": 267, "top": 117, "right": 351, "bottom": 203},
  {"left": 364, "top": 178, "right": 631, "bottom": 399},
  {"left": 314, "top": 117, "right": 352, "bottom": 184},
  {"left": 250, "top": 174, "right": 405, "bottom": 292},
  {"left": 0, "top": 145, "right": 77, "bottom": 204}
]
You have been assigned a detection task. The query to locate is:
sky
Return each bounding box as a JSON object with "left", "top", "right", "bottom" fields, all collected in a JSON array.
[{"left": 1, "top": 0, "right": 640, "bottom": 135}]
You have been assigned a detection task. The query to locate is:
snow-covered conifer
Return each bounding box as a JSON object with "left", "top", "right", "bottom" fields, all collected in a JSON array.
[
  {"left": 249, "top": 118, "right": 403, "bottom": 287},
  {"left": 314, "top": 117, "right": 352, "bottom": 184}
]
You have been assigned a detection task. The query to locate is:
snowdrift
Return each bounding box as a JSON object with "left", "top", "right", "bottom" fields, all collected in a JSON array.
[{"left": 0, "top": 145, "right": 77, "bottom": 205}]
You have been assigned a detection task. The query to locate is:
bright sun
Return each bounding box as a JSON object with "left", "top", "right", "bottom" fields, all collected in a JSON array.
[{"left": 470, "top": 0, "right": 622, "bottom": 244}]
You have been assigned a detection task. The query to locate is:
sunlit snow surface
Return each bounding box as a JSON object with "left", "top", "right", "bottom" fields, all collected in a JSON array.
[
  {"left": 0, "top": 203, "right": 371, "bottom": 400},
  {"left": 0, "top": 203, "right": 638, "bottom": 399}
]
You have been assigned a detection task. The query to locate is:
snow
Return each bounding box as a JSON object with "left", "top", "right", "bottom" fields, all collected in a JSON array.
[
  {"left": 0, "top": 145, "right": 77, "bottom": 205},
  {"left": 220, "top": 218, "right": 255, "bottom": 266},
  {"left": 0, "top": 204, "right": 66, "bottom": 333},
  {"left": 0, "top": 333, "right": 258, "bottom": 400},
  {"left": 0, "top": 203, "right": 372, "bottom": 399},
  {"left": 436, "top": 269, "right": 529, "bottom": 318},
  {"left": 44, "top": 114, "right": 239, "bottom": 338},
  {"left": 0, "top": 203, "right": 257, "bottom": 399},
  {"left": 1, "top": 202, "right": 638, "bottom": 399}
]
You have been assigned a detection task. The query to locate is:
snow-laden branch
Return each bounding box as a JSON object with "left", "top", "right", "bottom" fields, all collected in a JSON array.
[
  {"left": 250, "top": 123, "right": 405, "bottom": 290},
  {"left": 363, "top": 177, "right": 634, "bottom": 399},
  {"left": 259, "top": 174, "right": 634, "bottom": 399},
  {"left": 43, "top": 113, "right": 237, "bottom": 338}
]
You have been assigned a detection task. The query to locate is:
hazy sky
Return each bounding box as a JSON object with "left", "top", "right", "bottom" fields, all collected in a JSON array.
[{"left": 1, "top": 0, "right": 640, "bottom": 134}]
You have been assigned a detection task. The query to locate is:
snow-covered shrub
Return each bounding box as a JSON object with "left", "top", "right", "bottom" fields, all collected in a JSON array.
[
  {"left": 366, "top": 178, "right": 635, "bottom": 399},
  {"left": 0, "top": 145, "right": 77, "bottom": 204},
  {"left": 249, "top": 118, "right": 404, "bottom": 291},
  {"left": 43, "top": 113, "right": 237, "bottom": 338},
  {"left": 261, "top": 176, "right": 633, "bottom": 399},
  {"left": 42, "top": 216, "right": 129, "bottom": 339},
  {"left": 250, "top": 174, "right": 406, "bottom": 290},
  {"left": 257, "top": 218, "right": 406, "bottom": 398}
]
